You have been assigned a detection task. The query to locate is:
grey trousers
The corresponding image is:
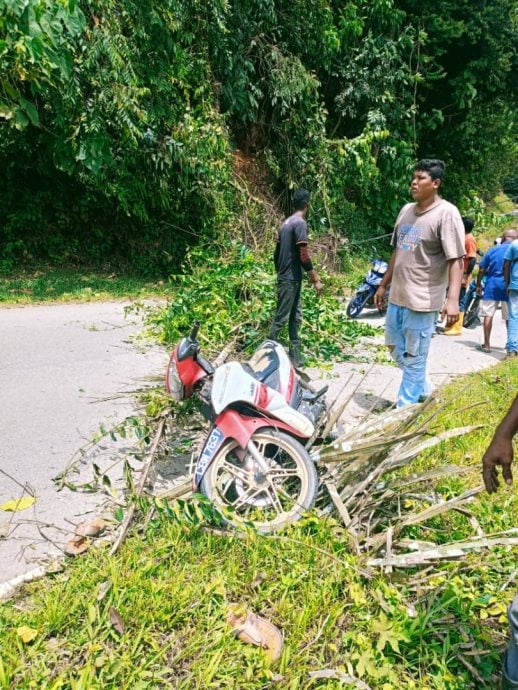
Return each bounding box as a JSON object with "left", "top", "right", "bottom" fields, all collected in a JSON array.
[
  {"left": 503, "top": 594, "right": 518, "bottom": 688},
  {"left": 269, "top": 280, "right": 302, "bottom": 343}
]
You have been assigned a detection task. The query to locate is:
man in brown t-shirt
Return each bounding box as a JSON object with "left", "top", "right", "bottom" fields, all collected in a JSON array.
[{"left": 374, "top": 159, "right": 465, "bottom": 407}]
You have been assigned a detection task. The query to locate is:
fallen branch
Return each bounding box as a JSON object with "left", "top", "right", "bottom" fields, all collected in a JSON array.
[
  {"left": 110, "top": 418, "right": 165, "bottom": 556},
  {"left": 386, "top": 425, "right": 482, "bottom": 468},
  {"left": 367, "top": 486, "right": 484, "bottom": 551},
  {"left": 382, "top": 465, "right": 473, "bottom": 491},
  {"left": 338, "top": 425, "right": 480, "bottom": 510},
  {"left": 213, "top": 333, "right": 241, "bottom": 367},
  {"left": 312, "top": 430, "right": 425, "bottom": 464},
  {"left": 319, "top": 370, "right": 369, "bottom": 441},
  {"left": 308, "top": 373, "right": 354, "bottom": 449},
  {"left": 323, "top": 480, "right": 360, "bottom": 555},
  {"left": 367, "top": 531, "right": 518, "bottom": 568},
  {"left": 155, "top": 477, "right": 193, "bottom": 500},
  {"left": 346, "top": 403, "right": 423, "bottom": 440}
]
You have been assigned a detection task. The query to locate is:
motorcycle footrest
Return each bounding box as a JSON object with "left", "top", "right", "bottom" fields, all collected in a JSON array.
[{"left": 301, "top": 384, "right": 328, "bottom": 402}]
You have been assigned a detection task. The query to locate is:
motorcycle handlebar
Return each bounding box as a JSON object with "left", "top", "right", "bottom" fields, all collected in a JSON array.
[
  {"left": 189, "top": 321, "right": 201, "bottom": 342},
  {"left": 197, "top": 354, "right": 215, "bottom": 376}
]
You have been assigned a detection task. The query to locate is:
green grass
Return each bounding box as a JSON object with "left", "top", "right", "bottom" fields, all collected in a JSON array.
[
  {"left": 490, "top": 192, "right": 516, "bottom": 215},
  {"left": 1, "top": 360, "right": 517, "bottom": 689},
  {"left": 0, "top": 267, "right": 172, "bottom": 304}
]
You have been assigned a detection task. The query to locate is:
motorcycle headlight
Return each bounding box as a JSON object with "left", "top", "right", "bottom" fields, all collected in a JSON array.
[
  {"left": 372, "top": 259, "right": 388, "bottom": 274},
  {"left": 166, "top": 356, "right": 184, "bottom": 401}
]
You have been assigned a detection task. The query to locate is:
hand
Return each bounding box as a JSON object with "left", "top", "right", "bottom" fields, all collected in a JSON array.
[
  {"left": 476, "top": 285, "right": 483, "bottom": 296},
  {"left": 313, "top": 279, "right": 323, "bottom": 296},
  {"left": 440, "top": 297, "right": 459, "bottom": 328},
  {"left": 482, "top": 434, "right": 514, "bottom": 494},
  {"left": 374, "top": 286, "right": 386, "bottom": 309}
]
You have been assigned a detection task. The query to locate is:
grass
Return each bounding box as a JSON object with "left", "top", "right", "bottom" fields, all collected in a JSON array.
[
  {"left": 490, "top": 192, "right": 516, "bottom": 215},
  {"left": 0, "top": 266, "right": 172, "bottom": 305},
  {"left": 1, "top": 359, "right": 517, "bottom": 689}
]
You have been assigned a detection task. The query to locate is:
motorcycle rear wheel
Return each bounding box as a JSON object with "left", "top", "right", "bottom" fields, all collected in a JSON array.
[
  {"left": 200, "top": 429, "right": 318, "bottom": 533},
  {"left": 463, "top": 294, "right": 480, "bottom": 328}
]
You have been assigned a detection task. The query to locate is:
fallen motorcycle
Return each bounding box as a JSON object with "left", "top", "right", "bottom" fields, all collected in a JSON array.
[
  {"left": 346, "top": 258, "right": 389, "bottom": 318},
  {"left": 166, "top": 323, "right": 328, "bottom": 532}
]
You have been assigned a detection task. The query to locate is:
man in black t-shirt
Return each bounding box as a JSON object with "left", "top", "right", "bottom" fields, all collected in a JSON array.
[{"left": 268, "top": 188, "right": 323, "bottom": 367}]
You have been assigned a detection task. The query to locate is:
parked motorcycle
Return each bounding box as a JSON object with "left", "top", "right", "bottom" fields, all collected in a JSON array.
[
  {"left": 346, "top": 259, "right": 389, "bottom": 318},
  {"left": 462, "top": 278, "right": 483, "bottom": 329},
  {"left": 461, "top": 249, "right": 485, "bottom": 329},
  {"left": 166, "top": 323, "right": 328, "bottom": 532}
]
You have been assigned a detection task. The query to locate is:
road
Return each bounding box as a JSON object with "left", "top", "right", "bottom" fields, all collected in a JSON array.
[{"left": 0, "top": 302, "right": 165, "bottom": 591}]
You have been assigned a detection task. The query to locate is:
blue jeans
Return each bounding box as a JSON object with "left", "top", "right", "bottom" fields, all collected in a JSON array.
[
  {"left": 385, "top": 304, "right": 437, "bottom": 408},
  {"left": 504, "top": 594, "right": 518, "bottom": 688},
  {"left": 507, "top": 290, "right": 518, "bottom": 353}
]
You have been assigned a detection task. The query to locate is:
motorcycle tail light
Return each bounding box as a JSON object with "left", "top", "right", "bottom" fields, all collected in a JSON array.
[{"left": 166, "top": 354, "right": 184, "bottom": 401}]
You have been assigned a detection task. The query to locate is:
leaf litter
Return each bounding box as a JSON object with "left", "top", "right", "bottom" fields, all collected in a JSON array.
[{"left": 226, "top": 602, "right": 283, "bottom": 662}]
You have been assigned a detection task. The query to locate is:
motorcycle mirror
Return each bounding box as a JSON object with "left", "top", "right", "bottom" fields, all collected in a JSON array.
[{"left": 189, "top": 321, "right": 201, "bottom": 342}]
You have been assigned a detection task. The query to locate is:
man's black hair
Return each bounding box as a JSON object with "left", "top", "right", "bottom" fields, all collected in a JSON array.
[
  {"left": 462, "top": 216, "right": 474, "bottom": 234},
  {"left": 414, "top": 159, "right": 446, "bottom": 181},
  {"left": 292, "top": 188, "right": 311, "bottom": 211}
]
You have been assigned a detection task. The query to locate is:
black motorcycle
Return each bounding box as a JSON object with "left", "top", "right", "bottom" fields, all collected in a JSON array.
[{"left": 463, "top": 278, "right": 483, "bottom": 328}]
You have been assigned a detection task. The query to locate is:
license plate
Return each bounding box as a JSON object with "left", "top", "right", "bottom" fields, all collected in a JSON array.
[{"left": 194, "top": 427, "right": 225, "bottom": 486}]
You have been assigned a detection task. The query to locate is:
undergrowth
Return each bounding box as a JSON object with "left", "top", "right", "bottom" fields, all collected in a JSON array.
[
  {"left": 149, "top": 240, "right": 380, "bottom": 364},
  {"left": 1, "top": 360, "right": 517, "bottom": 689}
]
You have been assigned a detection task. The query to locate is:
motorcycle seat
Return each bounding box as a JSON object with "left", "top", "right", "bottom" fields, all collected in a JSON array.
[{"left": 246, "top": 340, "right": 292, "bottom": 395}]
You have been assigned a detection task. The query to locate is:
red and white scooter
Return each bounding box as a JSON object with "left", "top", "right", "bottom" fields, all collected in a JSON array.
[{"left": 166, "top": 322, "right": 328, "bottom": 532}]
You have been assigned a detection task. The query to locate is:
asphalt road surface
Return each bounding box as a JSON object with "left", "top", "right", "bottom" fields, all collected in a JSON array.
[{"left": 0, "top": 302, "right": 165, "bottom": 590}]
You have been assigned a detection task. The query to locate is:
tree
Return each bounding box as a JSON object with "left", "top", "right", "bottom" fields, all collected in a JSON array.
[{"left": 0, "top": 0, "right": 516, "bottom": 271}]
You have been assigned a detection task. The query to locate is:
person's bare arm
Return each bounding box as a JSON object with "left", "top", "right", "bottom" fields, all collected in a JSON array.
[
  {"left": 440, "top": 258, "right": 463, "bottom": 326},
  {"left": 298, "top": 243, "right": 323, "bottom": 295},
  {"left": 476, "top": 266, "right": 486, "bottom": 295},
  {"left": 374, "top": 251, "right": 396, "bottom": 309},
  {"left": 307, "top": 268, "right": 323, "bottom": 295},
  {"left": 504, "top": 259, "right": 511, "bottom": 290},
  {"left": 482, "top": 395, "right": 518, "bottom": 494}
]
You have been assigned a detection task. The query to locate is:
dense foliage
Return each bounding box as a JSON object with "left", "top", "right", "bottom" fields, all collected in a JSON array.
[
  {"left": 1, "top": 0, "right": 516, "bottom": 273},
  {"left": 503, "top": 169, "right": 518, "bottom": 202},
  {"left": 149, "top": 240, "right": 379, "bottom": 362}
]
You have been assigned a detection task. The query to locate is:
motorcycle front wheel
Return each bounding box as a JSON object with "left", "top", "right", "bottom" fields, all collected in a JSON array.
[
  {"left": 200, "top": 429, "right": 318, "bottom": 533},
  {"left": 346, "top": 289, "right": 371, "bottom": 318}
]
